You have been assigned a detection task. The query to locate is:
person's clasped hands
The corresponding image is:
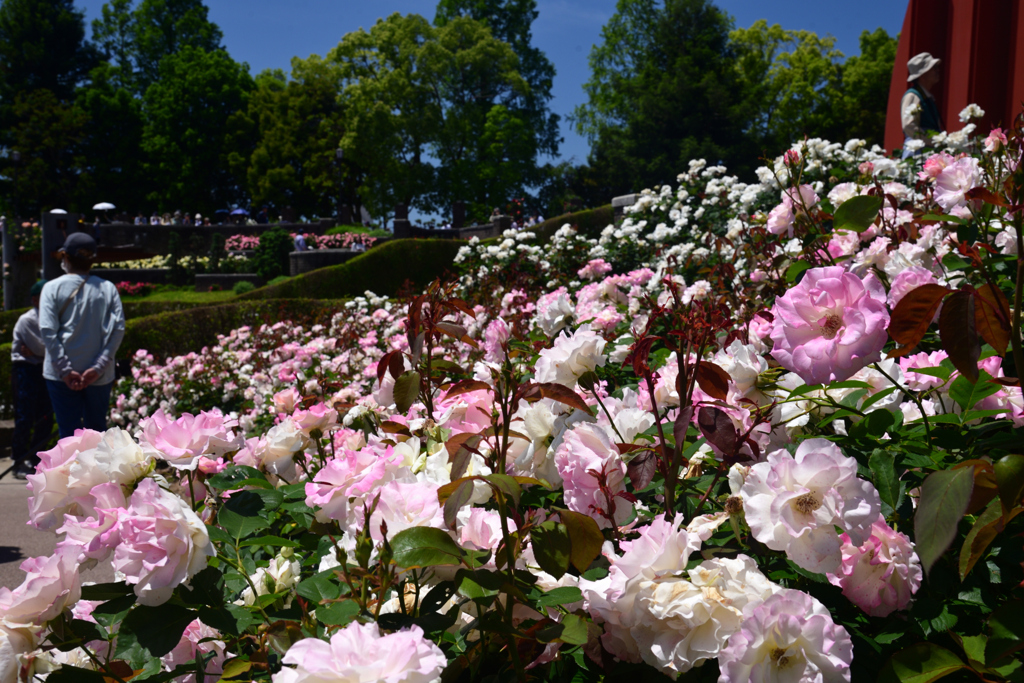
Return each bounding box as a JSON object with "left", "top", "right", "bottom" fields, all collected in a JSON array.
[{"left": 62, "top": 368, "right": 101, "bottom": 391}]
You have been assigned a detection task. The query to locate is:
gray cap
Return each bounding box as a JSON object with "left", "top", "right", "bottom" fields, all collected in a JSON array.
[
  {"left": 907, "top": 52, "right": 940, "bottom": 81},
  {"left": 59, "top": 232, "right": 97, "bottom": 259}
]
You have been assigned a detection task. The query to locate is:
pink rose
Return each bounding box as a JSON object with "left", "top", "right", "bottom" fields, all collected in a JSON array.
[
  {"left": 899, "top": 350, "right": 950, "bottom": 392},
  {"left": 305, "top": 447, "right": 400, "bottom": 526},
  {"left": 765, "top": 201, "right": 795, "bottom": 237},
  {"left": 292, "top": 402, "right": 338, "bottom": 437},
  {"left": 887, "top": 266, "right": 939, "bottom": 310},
  {"left": 554, "top": 423, "right": 630, "bottom": 529},
  {"left": 0, "top": 546, "right": 81, "bottom": 625},
  {"left": 161, "top": 619, "right": 226, "bottom": 683},
  {"left": 918, "top": 152, "right": 954, "bottom": 180},
  {"left": 483, "top": 317, "right": 510, "bottom": 364},
  {"left": 740, "top": 439, "right": 881, "bottom": 574},
  {"left": 112, "top": 478, "right": 215, "bottom": 606},
  {"left": 719, "top": 589, "right": 853, "bottom": 683},
  {"left": 770, "top": 267, "right": 890, "bottom": 384},
  {"left": 365, "top": 481, "right": 444, "bottom": 543},
  {"left": 138, "top": 409, "right": 243, "bottom": 471},
  {"left": 984, "top": 128, "right": 1008, "bottom": 153},
  {"left": 827, "top": 515, "right": 922, "bottom": 617},
  {"left": 26, "top": 429, "right": 105, "bottom": 530},
  {"left": 273, "top": 622, "right": 446, "bottom": 683},
  {"left": 934, "top": 156, "right": 981, "bottom": 212},
  {"left": 577, "top": 258, "right": 613, "bottom": 280},
  {"left": 273, "top": 387, "right": 302, "bottom": 414}
]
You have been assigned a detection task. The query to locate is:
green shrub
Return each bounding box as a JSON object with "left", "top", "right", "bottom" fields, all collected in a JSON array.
[
  {"left": 209, "top": 232, "right": 226, "bottom": 273},
  {"left": 167, "top": 231, "right": 187, "bottom": 286},
  {"left": 239, "top": 238, "right": 465, "bottom": 301},
  {"left": 267, "top": 275, "right": 291, "bottom": 287},
  {"left": 232, "top": 280, "right": 256, "bottom": 295},
  {"left": 532, "top": 205, "right": 615, "bottom": 243},
  {"left": 252, "top": 227, "right": 292, "bottom": 280}
]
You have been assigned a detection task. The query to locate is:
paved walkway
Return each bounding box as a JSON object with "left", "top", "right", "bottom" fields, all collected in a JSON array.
[{"left": 0, "top": 466, "right": 114, "bottom": 590}]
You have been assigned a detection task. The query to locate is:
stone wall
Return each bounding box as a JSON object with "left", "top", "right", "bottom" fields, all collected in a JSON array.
[{"left": 93, "top": 221, "right": 337, "bottom": 260}]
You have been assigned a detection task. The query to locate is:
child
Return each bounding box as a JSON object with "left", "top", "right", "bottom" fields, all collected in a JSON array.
[{"left": 10, "top": 280, "right": 54, "bottom": 478}]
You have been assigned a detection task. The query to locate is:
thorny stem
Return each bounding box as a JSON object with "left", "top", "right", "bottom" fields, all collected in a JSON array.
[
  {"left": 590, "top": 388, "right": 625, "bottom": 443},
  {"left": 1012, "top": 219, "right": 1024, "bottom": 385},
  {"left": 873, "top": 362, "right": 931, "bottom": 447},
  {"left": 643, "top": 370, "right": 675, "bottom": 518}
]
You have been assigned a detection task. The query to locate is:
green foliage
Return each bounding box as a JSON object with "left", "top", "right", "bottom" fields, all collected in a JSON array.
[
  {"left": 209, "top": 231, "right": 226, "bottom": 272},
  {"left": 266, "top": 275, "right": 290, "bottom": 287},
  {"left": 532, "top": 204, "right": 614, "bottom": 242},
  {"left": 239, "top": 238, "right": 465, "bottom": 301},
  {"left": 231, "top": 280, "right": 255, "bottom": 295},
  {"left": 325, "top": 224, "right": 391, "bottom": 238},
  {"left": 167, "top": 231, "right": 186, "bottom": 285},
  {"left": 141, "top": 45, "right": 253, "bottom": 213},
  {"left": 251, "top": 226, "right": 292, "bottom": 280}
]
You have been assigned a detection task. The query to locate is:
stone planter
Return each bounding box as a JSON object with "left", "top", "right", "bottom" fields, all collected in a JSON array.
[
  {"left": 92, "top": 268, "right": 171, "bottom": 285},
  {"left": 195, "top": 273, "right": 263, "bottom": 292}
]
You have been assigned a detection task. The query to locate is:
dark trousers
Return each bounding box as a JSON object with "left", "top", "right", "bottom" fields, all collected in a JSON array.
[
  {"left": 45, "top": 379, "right": 113, "bottom": 439},
  {"left": 12, "top": 362, "right": 54, "bottom": 466}
]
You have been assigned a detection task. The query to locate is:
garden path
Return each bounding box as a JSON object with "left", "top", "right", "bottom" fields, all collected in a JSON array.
[{"left": 0, "top": 475, "right": 114, "bottom": 590}]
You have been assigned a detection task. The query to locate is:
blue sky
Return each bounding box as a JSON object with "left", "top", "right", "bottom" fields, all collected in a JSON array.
[{"left": 76, "top": 0, "right": 908, "bottom": 165}]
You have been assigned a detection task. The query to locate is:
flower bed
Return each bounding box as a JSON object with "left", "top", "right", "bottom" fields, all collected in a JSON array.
[
  {"left": 5, "top": 107, "right": 1024, "bottom": 683},
  {"left": 226, "top": 232, "right": 379, "bottom": 252}
]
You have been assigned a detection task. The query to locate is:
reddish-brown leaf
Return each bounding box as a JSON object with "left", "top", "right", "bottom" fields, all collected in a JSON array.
[
  {"left": 695, "top": 361, "right": 731, "bottom": 401},
  {"left": 376, "top": 351, "right": 401, "bottom": 388},
  {"left": 434, "top": 321, "right": 479, "bottom": 348},
  {"left": 535, "top": 383, "right": 594, "bottom": 416},
  {"left": 991, "top": 376, "right": 1021, "bottom": 387},
  {"left": 446, "top": 433, "right": 484, "bottom": 481},
  {"left": 973, "top": 283, "right": 1012, "bottom": 356},
  {"left": 697, "top": 406, "right": 738, "bottom": 456},
  {"left": 444, "top": 379, "right": 492, "bottom": 401},
  {"left": 446, "top": 297, "right": 477, "bottom": 318},
  {"left": 626, "top": 451, "right": 657, "bottom": 492},
  {"left": 379, "top": 421, "right": 412, "bottom": 436},
  {"left": 888, "top": 284, "right": 951, "bottom": 348},
  {"left": 939, "top": 289, "right": 980, "bottom": 383},
  {"left": 965, "top": 186, "right": 1007, "bottom": 207}
]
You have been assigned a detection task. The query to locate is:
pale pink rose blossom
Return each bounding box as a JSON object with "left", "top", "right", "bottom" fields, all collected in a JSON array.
[
  {"left": 770, "top": 267, "right": 890, "bottom": 384},
  {"left": 984, "top": 128, "right": 1008, "bottom": 153},
  {"left": 0, "top": 546, "right": 81, "bottom": 625},
  {"left": 899, "top": 350, "right": 950, "bottom": 391},
  {"left": 292, "top": 403, "right": 339, "bottom": 437},
  {"left": 483, "top": 317, "right": 510, "bottom": 364},
  {"left": 739, "top": 439, "right": 881, "bottom": 574},
  {"left": 273, "top": 387, "right": 302, "bottom": 414},
  {"left": 858, "top": 161, "right": 874, "bottom": 175},
  {"left": 718, "top": 589, "right": 853, "bottom": 683},
  {"left": 577, "top": 258, "right": 613, "bottom": 280},
  {"left": 273, "top": 622, "right": 445, "bottom": 683},
  {"left": 827, "top": 515, "right": 922, "bottom": 617},
  {"left": 26, "top": 429, "right": 105, "bottom": 531},
  {"left": 554, "top": 423, "right": 630, "bottom": 529},
  {"left": 138, "top": 409, "right": 243, "bottom": 471},
  {"left": 112, "top": 478, "right": 215, "bottom": 606},
  {"left": 304, "top": 447, "right": 401, "bottom": 526},
  {"left": 934, "top": 156, "right": 981, "bottom": 212},
  {"left": 534, "top": 324, "right": 607, "bottom": 387},
  {"left": 765, "top": 201, "right": 795, "bottom": 237},
  {"left": 365, "top": 481, "right": 444, "bottom": 543},
  {"left": 887, "top": 266, "right": 939, "bottom": 310},
  {"left": 918, "top": 152, "right": 955, "bottom": 180},
  {"left": 161, "top": 619, "right": 226, "bottom": 683}
]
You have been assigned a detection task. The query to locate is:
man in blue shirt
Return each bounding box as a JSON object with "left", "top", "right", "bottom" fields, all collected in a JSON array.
[{"left": 39, "top": 233, "right": 126, "bottom": 438}]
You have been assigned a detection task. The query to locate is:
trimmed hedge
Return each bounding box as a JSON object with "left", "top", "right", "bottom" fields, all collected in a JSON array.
[
  {"left": 238, "top": 238, "right": 465, "bottom": 301},
  {"left": 532, "top": 205, "right": 615, "bottom": 243}
]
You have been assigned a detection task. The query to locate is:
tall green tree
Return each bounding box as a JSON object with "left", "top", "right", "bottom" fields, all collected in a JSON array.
[
  {"left": 331, "top": 13, "right": 530, "bottom": 221},
  {"left": 90, "top": 0, "right": 135, "bottom": 91},
  {"left": 572, "top": 0, "right": 752, "bottom": 196},
  {"left": 835, "top": 28, "right": 898, "bottom": 145},
  {"left": 141, "top": 46, "right": 252, "bottom": 213},
  {"left": 229, "top": 58, "right": 349, "bottom": 218},
  {"left": 434, "top": 0, "right": 560, "bottom": 163}
]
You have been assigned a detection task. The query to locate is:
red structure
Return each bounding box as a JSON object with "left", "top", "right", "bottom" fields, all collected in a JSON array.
[{"left": 885, "top": 0, "right": 1024, "bottom": 152}]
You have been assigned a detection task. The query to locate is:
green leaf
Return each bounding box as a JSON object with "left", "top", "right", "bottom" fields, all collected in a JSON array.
[
  {"left": 558, "top": 614, "right": 590, "bottom": 645},
  {"left": 218, "top": 490, "right": 271, "bottom": 539},
  {"left": 958, "top": 498, "right": 1004, "bottom": 580},
  {"left": 557, "top": 509, "right": 605, "bottom": 573},
  {"left": 986, "top": 600, "right": 1024, "bottom": 664},
  {"left": 994, "top": 453, "right": 1024, "bottom": 510},
  {"left": 238, "top": 535, "right": 300, "bottom": 548},
  {"left": 393, "top": 370, "right": 422, "bottom": 413},
  {"left": 834, "top": 194, "right": 883, "bottom": 233},
  {"left": 295, "top": 570, "right": 342, "bottom": 603},
  {"left": 534, "top": 586, "right": 584, "bottom": 608},
  {"left": 785, "top": 260, "right": 811, "bottom": 282},
  {"left": 869, "top": 449, "right": 900, "bottom": 510},
  {"left": 219, "top": 659, "right": 252, "bottom": 680},
  {"left": 390, "top": 527, "right": 467, "bottom": 568},
  {"left": 878, "top": 643, "right": 965, "bottom": 683},
  {"left": 316, "top": 599, "right": 360, "bottom": 626},
  {"left": 483, "top": 473, "right": 522, "bottom": 507},
  {"left": 44, "top": 666, "right": 107, "bottom": 682},
  {"left": 115, "top": 604, "right": 198, "bottom": 664},
  {"left": 914, "top": 467, "right": 975, "bottom": 576},
  {"left": 207, "top": 465, "right": 267, "bottom": 490},
  {"left": 79, "top": 582, "right": 135, "bottom": 601},
  {"left": 948, "top": 371, "right": 999, "bottom": 412},
  {"left": 530, "top": 521, "right": 571, "bottom": 579},
  {"left": 442, "top": 478, "right": 475, "bottom": 530}
]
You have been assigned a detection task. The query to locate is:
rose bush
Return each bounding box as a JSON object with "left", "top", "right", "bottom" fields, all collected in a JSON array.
[{"left": 2, "top": 105, "right": 1023, "bottom": 683}]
